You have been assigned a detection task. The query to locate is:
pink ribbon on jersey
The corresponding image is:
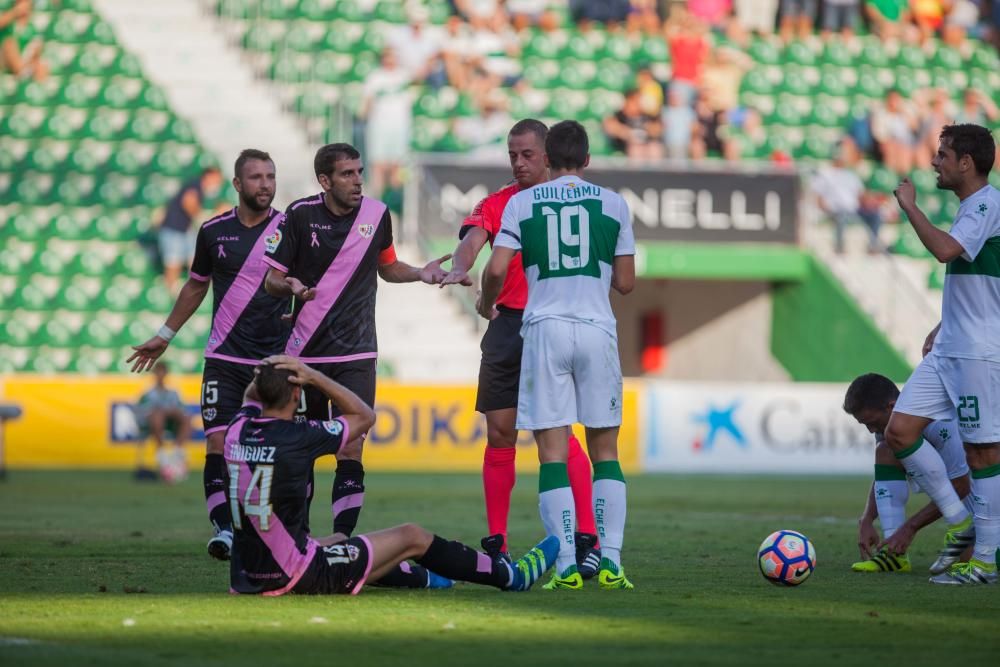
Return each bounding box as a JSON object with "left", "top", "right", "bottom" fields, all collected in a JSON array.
[
  {"left": 310, "top": 232, "right": 320, "bottom": 247},
  {"left": 217, "top": 244, "right": 226, "bottom": 258}
]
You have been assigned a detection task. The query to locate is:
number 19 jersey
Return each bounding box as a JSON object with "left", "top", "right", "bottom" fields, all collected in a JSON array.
[{"left": 494, "top": 175, "right": 635, "bottom": 337}]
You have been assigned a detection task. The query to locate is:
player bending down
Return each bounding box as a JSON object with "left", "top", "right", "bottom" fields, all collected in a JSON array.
[
  {"left": 226, "top": 355, "right": 558, "bottom": 596},
  {"left": 844, "top": 373, "right": 973, "bottom": 573}
]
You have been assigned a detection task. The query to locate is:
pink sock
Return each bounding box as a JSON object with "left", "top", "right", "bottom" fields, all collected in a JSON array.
[
  {"left": 483, "top": 446, "right": 516, "bottom": 552},
  {"left": 567, "top": 435, "right": 598, "bottom": 544}
]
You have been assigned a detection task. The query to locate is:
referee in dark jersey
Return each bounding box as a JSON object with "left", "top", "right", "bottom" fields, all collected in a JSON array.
[{"left": 263, "top": 143, "right": 454, "bottom": 539}]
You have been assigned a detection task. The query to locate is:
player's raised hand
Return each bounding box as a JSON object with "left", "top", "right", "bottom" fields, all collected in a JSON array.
[
  {"left": 419, "top": 254, "right": 452, "bottom": 285},
  {"left": 261, "top": 354, "right": 312, "bottom": 386},
  {"left": 126, "top": 336, "right": 169, "bottom": 373},
  {"left": 877, "top": 523, "right": 916, "bottom": 556},
  {"left": 285, "top": 277, "right": 316, "bottom": 302},
  {"left": 439, "top": 267, "right": 474, "bottom": 288},
  {"left": 857, "top": 517, "right": 879, "bottom": 559},
  {"left": 893, "top": 178, "right": 917, "bottom": 209}
]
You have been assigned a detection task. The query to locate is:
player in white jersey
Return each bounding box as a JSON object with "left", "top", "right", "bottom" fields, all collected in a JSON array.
[
  {"left": 888, "top": 124, "right": 1000, "bottom": 584},
  {"left": 843, "top": 374, "right": 973, "bottom": 573},
  {"left": 479, "top": 121, "right": 636, "bottom": 591}
]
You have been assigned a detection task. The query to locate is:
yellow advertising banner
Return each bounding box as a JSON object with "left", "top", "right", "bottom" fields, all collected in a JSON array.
[{"left": 0, "top": 375, "right": 642, "bottom": 473}]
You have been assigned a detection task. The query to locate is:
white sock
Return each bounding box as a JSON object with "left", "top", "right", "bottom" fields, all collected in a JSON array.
[
  {"left": 539, "top": 486, "right": 576, "bottom": 573},
  {"left": 873, "top": 480, "right": 909, "bottom": 540},
  {"left": 897, "top": 440, "right": 969, "bottom": 525},
  {"left": 970, "top": 473, "right": 1000, "bottom": 566},
  {"left": 594, "top": 478, "right": 627, "bottom": 568}
]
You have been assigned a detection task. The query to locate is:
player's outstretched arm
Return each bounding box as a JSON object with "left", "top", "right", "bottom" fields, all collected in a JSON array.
[
  {"left": 894, "top": 179, "right": 965, "bottom": 262},
  {"left": 263, "top": 355, "right": 375, "bottom": 437},
  {"left": 126, "top": 277, "right": 210, "bottom": 373},
  {"left": 479, "top": 246, "right": 515, "bottom": 319},
  {"left": 611, "top": 255, "right": 635, "bottom": 295},
  {"left": 378, "top": 254, "right": 453, "bottom": 285},
  {"left": 440, "top": 227, "right": 488, "bottom": 287},
  {"left": 264, "top": 267, "right": 315, "bottom": 301}
]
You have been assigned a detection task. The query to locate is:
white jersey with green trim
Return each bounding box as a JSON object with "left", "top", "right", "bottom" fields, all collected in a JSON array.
[
  {"left": 937, "top": 184, "right": 1000, "bottom": 361},
  {"left": 494, "top": 174, "right": 635, "bottom": 337}
]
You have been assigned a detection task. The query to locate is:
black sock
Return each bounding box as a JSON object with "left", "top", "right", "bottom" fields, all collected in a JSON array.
[
  {"left": 204, "top": 454, "right": 231, "bottom": 531},
  {"left": 415, "top": 535, "right": 509, "bottom": 589},
  {"left": 370, "top": 562, "right": 430, "bottom": 589},
  {"left": 332, "top": 459, "right": 365, "bottom": 536}
]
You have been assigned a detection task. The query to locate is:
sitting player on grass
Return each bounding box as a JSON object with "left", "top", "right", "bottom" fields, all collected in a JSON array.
[
  {"left": 844, "top": 373, "right": 974, "bottom": 573},
  {"left": 225, "top": 355, "right": 558, "bottom": 595}
]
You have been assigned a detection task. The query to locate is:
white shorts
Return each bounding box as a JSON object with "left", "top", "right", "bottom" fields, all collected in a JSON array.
[
  {"left": 895, "top": 353, "right": 1000, "bottom": 444},
  {"left": 516, "top": 319, "right": 623, "bottom": 431},
  {"left": 908, "top": 420, "right": 970, "bottom": 494}
]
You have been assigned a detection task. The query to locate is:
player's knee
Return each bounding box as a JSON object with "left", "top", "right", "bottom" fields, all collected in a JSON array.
[
  {"left": 883, "top": 419, "right": 915, "bottom": 451},
  {"left": 486, "top": 421, "right": 516, "bottom": 448},
  {"left": 337, "top": 437, "right": 364, "bottom": 461},
  {"left": 400, "top": 523, "right": 432, "bottom": 549},
  {"left": 206, "top": 432, "right": 225, "bottom": 456}
]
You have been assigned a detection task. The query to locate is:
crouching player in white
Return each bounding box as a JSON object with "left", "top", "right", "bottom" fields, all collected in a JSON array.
[
  {"left": 479, "top": 120, "right": 636, "bottom": 590},
  {"left": 844, "top": 373, "right": 973, "bottom": 573},
  {"left": 887, "top": 123, "right": 1000, "bottom": 584}
]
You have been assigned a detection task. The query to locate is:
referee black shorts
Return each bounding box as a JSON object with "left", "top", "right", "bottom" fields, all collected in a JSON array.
[{"left": 475, "top": 306, "right": 524, "bottom": 413}]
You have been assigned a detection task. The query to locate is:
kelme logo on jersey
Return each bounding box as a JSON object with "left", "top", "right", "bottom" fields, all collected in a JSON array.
[
  {"left": 977, "top": 202, "right": 988, "bottom": 216},
  {"left": 358, "top": 224, "right": 375, "bottom": 239},
  {"left": 322, "top": 420, "right": 343, "bottom": 436},
  {"left": 203, "top": 407, "right": 217, "bottom": 422},
  {"left": 264, "top": 229, "right": 282, "bottom": 253}
]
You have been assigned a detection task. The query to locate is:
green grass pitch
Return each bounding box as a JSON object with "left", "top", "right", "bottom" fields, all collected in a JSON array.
[{"left": 1, "top": 470, "right": 998, "bottom": 666}]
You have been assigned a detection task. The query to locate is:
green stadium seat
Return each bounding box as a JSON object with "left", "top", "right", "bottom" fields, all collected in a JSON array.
[
  {"left": 70, "top": 347, "right": 121, "bottom": 374},
  {"left": 820, "top": 41, "right": 854, "bottom": 67},
  {"left": 299, "top": 0, "right": 338, "bottom": 21},
  {"left": 48, "top": 11, "right": 96, "bottom": 44},
  {"left": 260, "top": 0, "right": 298, "bottom": 21},
  {"left": 523, "top": 30, "right": 565, "bottom": 60},
  {"left": 777, "top": 67, "right": 813, "bottom": 96},
  {"left": 748, "top": 38, "right": 781, "bottom": 65},
  {"left": 636, "top": 34, "right": 669, "bottom": 65},
  {"left": 932, "top": 44, "right": 963, "bottom": 70},
  {"left": 522, "top": 58, "right": 560, "bottom": 89},
  {"left": 595, "top": 59, "right": 632, "bottom": 93},
  {"left": 783, "top": 40, "right": 818, "bottom": 67},
  {"left": 372, "top": 2, "right": 408, "bottom": 23},
  {"left": 332, "top": 0, "right": 366, "bottom": 23},
  {"left": 558, "top": 58, "right": 598, "bottom": 90},
  {"left": 320, "top": 22, "right": 365, "bottom": 53},
  {"left": 601, "top": 31, "right": 633, "bottom": 62},
  {"left": 25, "top": 346, "right": 76, "bottom": 373},
  {"left": 82, "top": 316, "right": 120, "bottom": 348},
  {"left": 859, "top": 38, "right": 890, "bottom": 68},
  {"left": 0, "top": 316, "right": 38, "bottom": 347}
]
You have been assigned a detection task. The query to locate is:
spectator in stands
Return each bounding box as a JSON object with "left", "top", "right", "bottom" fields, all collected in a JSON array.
[
  {"left": 734, "top": 0, "right": 779, "bottom": 34},
  {"left": 636, "top": 66, "right": 665, "bottom": 117},
  {"left": 820, "top": 0, "right": 861, "bottom": 38},
  {"left": 361, "top": 46, "right": 414, "bottom": 201},
  {"left": 158, "top": 166, "right": 222, "bottom": 293},
  {"left": 386, "top": 6, "right": 444, "bottom": 85},
  {"left": 812, "top": 139, "right": 885, "bottom": 254},
  {"left": 866, "top": 0, "right": 910, "bottom": 40},
  {"left": 136, "top": 361, "right": 191, "bottom": 483},
  {"left": 941, "top": 0, "right": 979, "bottom": 48},
  {"left": 917, "top": 88, "right": 956, "bottom": 167},
  {"left": 954, "top": 87, "right": 1000, "bottom": 126},
  {"left": 0, "top": 0, "right": 48, "bottom": 82},
  {"left": 506, "top": 0, "right": 562, "bottom": 31},
  {"left": 910, "top": 0, "right": 946, "bottom": 42},
  {"left": 453, "top": 0, "right": 501, "bottom": 22},
  {"left": 870, "top": 88, "right": 919, "bottom": 175},
  {"left": 778, "top": 0, "right": 816, "bottom": 40},
  {"left": 690, "top": 88, "right": 740, "bottom": 160},
  {"left": 570, "top": 0, "right": 633, "bottom": 25},
  {"left": 688, "top": 0, "right": 734, "bottom": 30},
  {"left": 661, "top": 85, "right": 697, "bottom": 159},
  {"left": 604, "top": 88, "right": 664, "bottom": 160},
  {"left": 666, "top": 8, "right": 709, "bottom": 105}
]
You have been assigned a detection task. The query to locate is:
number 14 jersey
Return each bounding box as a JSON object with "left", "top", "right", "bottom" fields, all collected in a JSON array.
[{"left": 495, "top": 175, "right": 635, "bottom": 337}]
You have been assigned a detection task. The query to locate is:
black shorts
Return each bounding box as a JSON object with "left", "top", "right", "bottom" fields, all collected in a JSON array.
[
  {"left": 299, "top": 358, "right": 377, "bottom": 421},
  {"left": 475, "top": 307, "right": 524, "bottom": 413},
  {"left": 293, "top": 536, "right": 373, "bottom": 595},
  {"left": 201, "top": 358, "right": 256, "bottom": 435}
]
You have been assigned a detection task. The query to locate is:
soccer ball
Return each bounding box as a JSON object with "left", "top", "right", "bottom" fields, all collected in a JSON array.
[
  {"left": 757, "top": 530, "right": 816, "bottom": 586},
  {"left": 157, "top": 447, "right": 189, "bottom": 485}
]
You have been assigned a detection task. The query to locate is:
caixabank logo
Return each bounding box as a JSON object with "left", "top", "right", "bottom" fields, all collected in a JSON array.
[{"left": 690, "top": 401, "right": 746, "bottom": 452}]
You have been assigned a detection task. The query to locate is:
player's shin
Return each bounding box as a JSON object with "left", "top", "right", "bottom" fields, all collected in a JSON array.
[
  {"left": 414, "top": 535, "right": 512, "bottom": 588},
  {"left": 567, "top": 435, "right": 597, "bottom": 539},
  {"left": 539, "top": 462, "right": 576, "bottom": 573},
  {"left": 332, "top": 458, "right": 365, "bottom": 536},
  {"left": 203, "top": 453, "right": 231, "bottom": 531},
  {"left": 895, "top": 439, "right": 969, "bottom": 525},
  {"left": 483, "top": 445, "right": 516, "bottom": 551},
  {"left": 370, "top": 562, "right": 450, "bottom": 589},
  {"left": 969, "top": 464, "right": 1000, "bottom": 567},
  {"left": 873, "top": 464, "right": 909, "bottom": 540},
  {"left": 593, "top": 460, "right": 626, "bottom": 567}
]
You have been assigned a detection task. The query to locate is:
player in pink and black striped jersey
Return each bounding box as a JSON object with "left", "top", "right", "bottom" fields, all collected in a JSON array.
[
  {"left": 262, "top": 143, "right": 456, "bottom": 540},
  {"left": 128, "top": 149, "right": 290, "bottom": 561},
  {"left": 227, "top": 356, "right": 558, "bottom": 595}
]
